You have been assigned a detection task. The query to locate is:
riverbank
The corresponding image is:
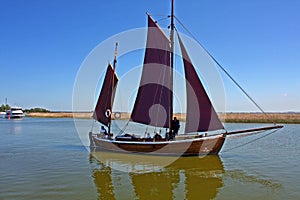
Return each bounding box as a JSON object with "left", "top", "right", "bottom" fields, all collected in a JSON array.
[
  {"left": 25, "top": 112, "right": 92, "bottom": 119},
  {"left": 25, "top": 112, "right": 300, "bottom": 124},
  {"left": 221, "top": 113, "right": 300, "bottom": 124}
]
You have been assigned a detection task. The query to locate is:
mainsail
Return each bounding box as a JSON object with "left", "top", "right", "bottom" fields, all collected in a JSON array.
[
  {"left": 178, "top": 34, "right": 224, "bottom": 133},
  {"left": 93, "top": 64, "right": 118, "bottom": 125},
  {"left": 130, "top": 15, "right": 172, "bottom": 128}
]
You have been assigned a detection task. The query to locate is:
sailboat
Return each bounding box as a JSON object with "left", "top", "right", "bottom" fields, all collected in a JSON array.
[{"left": 89, "top": 0, "right": 283, "bottom": 156}]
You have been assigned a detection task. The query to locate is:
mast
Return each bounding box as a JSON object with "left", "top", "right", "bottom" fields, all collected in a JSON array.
[
  {"left": 113, "top": 42, "right": 118, "bottom": 70},
  {"left": 169, "top": 0, "right": 175, "bottom": 132},
  {"left": 108, "top": 42, "right": 118, "bottom": 134}
]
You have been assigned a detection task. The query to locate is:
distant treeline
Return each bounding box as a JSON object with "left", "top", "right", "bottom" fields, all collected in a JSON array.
[
  {"left": 24, "top": 108, "right": 50, "bottom": 113},
  {"left": 0, "top": 104, "right": 50, "bottom": 113},
  {"left": 0, "top": 104, "right": 10, "bottom": 112}
]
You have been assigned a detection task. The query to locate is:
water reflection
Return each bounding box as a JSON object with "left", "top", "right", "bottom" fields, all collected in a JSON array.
[
  {"left": 8, "top": 119, "right": 23, "bottom": 134},
  {"left": 89, "top": 152, "right": 224, "bottom": 200}
]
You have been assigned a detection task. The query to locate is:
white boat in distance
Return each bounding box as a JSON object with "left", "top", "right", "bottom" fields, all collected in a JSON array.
[{"left": 6, "top": 106, "right": 25, "bottom": 119}]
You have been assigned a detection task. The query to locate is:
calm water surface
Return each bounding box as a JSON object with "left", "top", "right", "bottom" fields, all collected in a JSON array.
[{"left": 0, "top": 118, "right": 299, "bottom": 200}]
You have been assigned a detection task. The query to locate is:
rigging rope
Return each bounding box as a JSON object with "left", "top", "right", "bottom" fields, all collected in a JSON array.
[
  {"left": 222, "top": 128, "right": 280, "bottom": 153},
  {"left": 154, "top": 17, "right": 169, "bottom": 24},
  {"left": 90, "top": 119, "right": 95, "bottom": 132},
  {"left": 117, "top": 120, "right": 129, "bottom": 136},
  {"left": 174, "top": 16, "right": 277, "bottom": 125}
]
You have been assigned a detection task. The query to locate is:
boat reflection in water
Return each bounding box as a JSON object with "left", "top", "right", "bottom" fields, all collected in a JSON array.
[{"left": 89, "top": 152, "right": 224, "bottom": 200}]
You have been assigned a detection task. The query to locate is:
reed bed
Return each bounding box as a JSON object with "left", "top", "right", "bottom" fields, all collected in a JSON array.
[
  {"left": 221, "top": 113, "right": 300, "bottom": 124},
  {"left": 26, "top": 112, "right": 300, "bottom": 124}
]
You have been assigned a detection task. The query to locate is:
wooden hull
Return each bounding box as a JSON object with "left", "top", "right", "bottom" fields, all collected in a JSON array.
[{"left": 89, "top": 132, "right": 226, "bottom": 156}]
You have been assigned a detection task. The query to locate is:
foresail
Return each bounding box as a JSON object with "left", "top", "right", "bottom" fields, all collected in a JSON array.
[
  {"left": 178, "top": 34, "right": 224, "bottom": 133},
  {"left": 94, "top": 64, "right": 118, "bottom": 125},
  {"left": 130, "top": 15, "right": 172, "bottom": 128}
]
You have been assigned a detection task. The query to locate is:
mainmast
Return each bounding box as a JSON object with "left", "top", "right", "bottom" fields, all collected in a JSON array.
[
  {"left": 108, "top": 42, "right": 118, "bottom": 134},
  {"left": 169, "top": 0, "right": 175, "bottom": 132},
  {"left": 113, "top": 42, "right": 118, "bottom": 70}
]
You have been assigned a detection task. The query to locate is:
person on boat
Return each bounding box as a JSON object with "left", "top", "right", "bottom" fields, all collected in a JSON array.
[
  {"left": 172, "top": 117, "right": 180, "bottom": 136},
  {"left": 100, "top": 126, "right": 108, "bottom": 135},
  {"left": 154, "top": 133, "right": 162, "bottom": 140},
  {"left": 146, "top": 133, "right": 151, "bottom": 139}
]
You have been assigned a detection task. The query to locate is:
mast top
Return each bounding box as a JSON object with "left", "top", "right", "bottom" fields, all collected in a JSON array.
[
  {"left": 113, "top": 42, "right": 118, "bottom": 70},
  {"left": 114, "top": 42, "right": 118, "bottom": 57}
]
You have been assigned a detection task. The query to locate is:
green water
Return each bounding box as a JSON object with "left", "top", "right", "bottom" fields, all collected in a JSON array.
[{"left": 0, "top": 118, "right": 299, "bottom": 199}]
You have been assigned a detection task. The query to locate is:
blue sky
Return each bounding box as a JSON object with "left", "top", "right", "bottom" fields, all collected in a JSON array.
[{"left": 0, "top": 0, "right": 299, "bottom": 112}]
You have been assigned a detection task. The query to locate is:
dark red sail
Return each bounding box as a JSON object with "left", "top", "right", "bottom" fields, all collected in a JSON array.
[
  {"left": 93, "top": 64, "right": 118, "bottom": 125},
  {"left": 178, "top": 34, "right": 224, "bottom": 132},
  {"left": 130, "top": 15, "right": 172, "bottom": 128}
]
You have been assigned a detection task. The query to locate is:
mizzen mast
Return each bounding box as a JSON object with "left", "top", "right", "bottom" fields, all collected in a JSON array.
[{"left": 108, "top": 42, "right": 118, "bottom": 134}]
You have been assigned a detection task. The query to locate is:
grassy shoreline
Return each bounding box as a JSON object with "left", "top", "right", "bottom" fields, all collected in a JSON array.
[
  {"left": 221, "top": 113, "right": 300, "bottom": 124},
  {"left": 25, "top": 112, "right": 300, "bottom": 124}
]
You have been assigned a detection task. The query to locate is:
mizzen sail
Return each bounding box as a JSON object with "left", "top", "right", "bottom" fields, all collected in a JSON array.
[
  {"left": 178, "top": 34, "right": 224, "bottom": 133},
  {"left": 130, "top": 15, "right": 172, "bottom": 128},
  {"left": 93, "top": 64, "right": 118, "bottom": 125}
]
